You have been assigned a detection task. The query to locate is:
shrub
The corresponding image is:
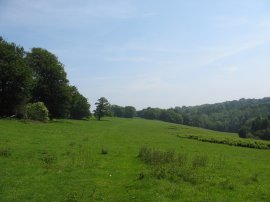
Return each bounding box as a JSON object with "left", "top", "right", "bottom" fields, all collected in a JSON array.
[
  {"left": 177, "top": 134, "right": 270, "bottom": 150},
  {"left": 25, "top": 102, "right": 49, "bottom": 122}
]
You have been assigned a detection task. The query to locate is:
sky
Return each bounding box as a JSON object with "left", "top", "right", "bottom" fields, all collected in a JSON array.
[{"left": 1, "top": 0, "right": 270, "bottom": 110}]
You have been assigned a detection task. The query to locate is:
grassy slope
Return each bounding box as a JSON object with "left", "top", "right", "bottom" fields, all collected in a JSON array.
[{"left": 0, "top": 118, "right": 270, "bottom": 202}]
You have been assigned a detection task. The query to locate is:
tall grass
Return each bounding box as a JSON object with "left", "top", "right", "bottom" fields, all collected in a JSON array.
[{"left": 138, "top": 146, "right": 209, "bottom": 184}]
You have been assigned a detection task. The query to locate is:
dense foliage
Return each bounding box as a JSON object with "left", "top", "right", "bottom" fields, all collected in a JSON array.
[
  {"left": 177, "top": 134, "right": 270, "bottom": 150},
  {"left": 138, "top": 98, "right": 270, "bottom": 133},
  {"left": 111, "top": 105, "right": 136, "bottom": 118},
  {"left": 0, "top": 37, "right": 90, "bottom": 119},
  {"left": 239, "top": 116, "right": 270, "bottom": 140},
  {"left": 26, "top": 48, "right": 71, "bottom": 118},
  {"left": 137, "top": 107, "right": 183, "bottom": 124},
  {"left": 69, "top": 86, "right": 91, "bottom": 119},
  {"left": 0, "top": 37, "right": 32, "bottom": 117}
]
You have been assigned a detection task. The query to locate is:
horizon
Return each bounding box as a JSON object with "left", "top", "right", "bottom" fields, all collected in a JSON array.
[
  {"left": 1, "top": 0, "right": 270, "bottom": 110},
  {"left": 134, "top": 96, "right": 270, "bottom": 111}
]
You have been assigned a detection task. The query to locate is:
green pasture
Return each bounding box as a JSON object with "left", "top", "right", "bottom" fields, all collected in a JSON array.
[{"left": 0, "top": 118, "right": 270, "bottom": 201}]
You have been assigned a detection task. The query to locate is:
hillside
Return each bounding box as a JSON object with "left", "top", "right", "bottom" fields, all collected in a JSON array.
[
  {"left": 138, "top": 97, "right": 270, "bottom": 133},
  {"left": 1, "top": 118, "right": 270, "bottom": 201}
]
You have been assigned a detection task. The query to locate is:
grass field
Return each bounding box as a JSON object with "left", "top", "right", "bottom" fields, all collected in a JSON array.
[{"left": 1, "top": 118, "right": 270, "bottom": 201}]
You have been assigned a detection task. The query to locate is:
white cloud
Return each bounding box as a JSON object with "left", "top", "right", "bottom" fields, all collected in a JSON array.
[
  {"left": 105, "top": 56, "right": 150, "bottom": 62},
  {"left": 198, "top": 34, "right": 270, "bottom": 67},
  {"left": 0, "top": 0, "right": 136, "bottom": 28}
]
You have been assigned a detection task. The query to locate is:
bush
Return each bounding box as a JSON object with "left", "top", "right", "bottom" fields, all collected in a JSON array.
[
  {"left": 25, "top": 102, "right": 49, "bottom": 121},
  {"left": 177, "top": 134, "right": 270, "bottom": 150}
]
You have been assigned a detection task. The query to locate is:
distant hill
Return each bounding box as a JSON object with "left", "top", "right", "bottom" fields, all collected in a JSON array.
[{"left": 138, "top": 97, "right": 270, "bottom": 133}]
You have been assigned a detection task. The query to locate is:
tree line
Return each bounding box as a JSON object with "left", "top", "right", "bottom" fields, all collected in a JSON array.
[
  {"left": 0, "top": 37, "right": 90, "bottom": 119},
  {"left": 239, "top": 116, "right": 270, "bottom": 140},
  {"left": 136, "top": 98, "right": 270, "bottom": 140}
]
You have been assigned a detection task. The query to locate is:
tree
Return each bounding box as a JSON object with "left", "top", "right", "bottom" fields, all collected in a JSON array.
[
  {"left": 238, "top": 127, "right": 248, "bottom": 138},
  {"left": 26, "top": 48, "right": 71, "bottom": 118},
  {"left": 69, "top": 86, "right": 91, "bottom": 119},
  {"left": 123, "top": 106, "right": 136, "bottom": 118},
  {"left": 111, "top": 105, "right": 124, "bottom": 117},
  {"left": 0, "top": 37, "right": 32, "bottom": 117},
  {"left": 94, "top": 97, "right": 110, "bottom": 120}
]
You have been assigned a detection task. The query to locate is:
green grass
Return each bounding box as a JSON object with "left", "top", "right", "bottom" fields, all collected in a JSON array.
[{"left": 0, "top": 117, "right": 270, "bottom": 201}]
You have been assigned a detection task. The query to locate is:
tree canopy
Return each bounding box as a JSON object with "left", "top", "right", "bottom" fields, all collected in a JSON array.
[
  {"left": 138, "top": 98, "right": 270, "bottom": 134},
  {"left": 26, "top": 48, "right": 71, "bottom": 118},
  {"left": 69, "top": 86, "right": 91, "bottom": 119},
  {"left": 0, "top": 37, "right": 32, "bottom": 116},
  {"left": 0, "top": 37, "right": 90, "bottom": 120},
  {"left": 111, "top": 105, "right": 137, "bottom": 118},
  {"left": 94, "top": 97, "right": 110, "bottom": 120},
  {"left": 239, "top": 116, "right": 270, "bottom": 140}
]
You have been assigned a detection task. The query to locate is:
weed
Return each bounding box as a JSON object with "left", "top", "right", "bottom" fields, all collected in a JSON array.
[
  {"left": 138, "top": 172, "right": 145, "bottom": 180},
  {"left": 138, "top": 146, "right": 210, "bottom": 184},
  {"left": 69, "top": 142, "right": 76, "bottom": 147},
  {"left": 90, "top": 187, "right": 96, "bottom": 201},
  {"left": 0, "top": 148, "right": 11, "bottom": 157},
  {"left": 177, "top": 152, "right": 188, "bottom": 166},
  {"left": 41, "top": 153, "right": 56, "bottom": 168},
  {"left": 63, "top": 191, "right": 79, "bottom": 202},
  {"left": 250, "top": 173, "right": 259, "bottom": 183},
  {"left": 192, "top": 155, "right": 208, "bottom": 168},
  {"left": 101, "top": 148, "right": 108, "bottom": 155},
  {"left": 179, "top": 167, "right": 197, "bottom": 184},
  {"left": 153, "top": 166, "right": 167, "bottom": 179},
  {"left": 220, "top": 179, "right": 235, "bottom": 191},
  {"left": 138, "top": 146, "right": 176, "bottom": 165}
]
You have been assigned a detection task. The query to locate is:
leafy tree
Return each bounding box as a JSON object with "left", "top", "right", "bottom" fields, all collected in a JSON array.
[
  {"left": 138, "top": 98, "right": 270, "bottom": 134},
  {"left": 138, "top": 107, "right": 162, "bottom": 120},
  {"left": 0, "top": 37, "right": 32, "bottom": 117},
  {"left": 159, "top": 109, "right": 183, "bottom": 124},
  {"left": 94, "top": 97, "right": 110, "bottom": 120},
  {"left": 26, "top": 48, "right": 71, "bottom": 118},
  {"left": 123, "top": 106, "right": 136, "bottom": 118},
  {"left": 248, "top": 116, "right": 270, "bottom": 140},
  {"left": 111, "top": 105, "right": 124, "bottom": 117},
  {"left": 69, "top": 86, "right": 91, "bottom": 119}
]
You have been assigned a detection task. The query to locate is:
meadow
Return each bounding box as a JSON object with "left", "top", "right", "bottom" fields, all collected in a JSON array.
[{"left": 1, "top": 118, "right": 270, "bottom": 201}]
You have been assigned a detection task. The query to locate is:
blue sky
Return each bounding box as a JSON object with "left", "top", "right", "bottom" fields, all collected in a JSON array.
[{"left": 1, "top": 0, "right": 270, "bottom": 109}]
